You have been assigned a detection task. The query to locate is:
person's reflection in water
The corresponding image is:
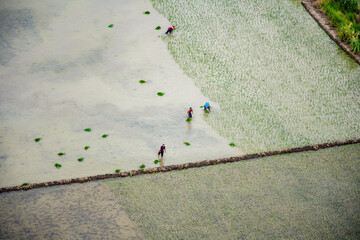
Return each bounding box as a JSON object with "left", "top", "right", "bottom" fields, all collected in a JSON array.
[{"left": 159, "top": 156, "right": 164, "bottom": 167}]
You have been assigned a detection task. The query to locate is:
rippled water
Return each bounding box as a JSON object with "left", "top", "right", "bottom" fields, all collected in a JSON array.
[{"left": 0, "top": 0, "right": 241, "bottom": 187}]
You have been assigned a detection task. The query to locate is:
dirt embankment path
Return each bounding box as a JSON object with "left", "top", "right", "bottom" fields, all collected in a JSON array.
[
  {"left": 1, "top": 139, "right": 359, "bottom": 193},
  {"left": 302, "top": 0, "right": 360, "bottom": 65}
]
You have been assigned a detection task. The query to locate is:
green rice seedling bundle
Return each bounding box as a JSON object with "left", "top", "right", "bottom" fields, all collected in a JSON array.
[
  {"left": 77, "top": 158, "right": 84, "bottom": 162},
  {"left": 84, "top": 146, "right": 90, "bottom": 150},
  {"left": 54, "top": 163, "right": 62, "bottom": 168},
  {"left": 151, "top": 0, "right": 360, "bottom": 154},
  {"left": 34, "top": 138, "right": 41, "bottom": 142}
]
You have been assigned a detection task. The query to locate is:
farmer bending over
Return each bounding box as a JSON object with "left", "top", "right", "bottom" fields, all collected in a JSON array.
[
  {"left": 165, "top": 25, "right": 175, "bottom": 34},
  {"left": 204, "top": 102, "right": 211, "bottom": 112},
  {"left": 187, "top": 107, "right": 193, "bottom": 118}
]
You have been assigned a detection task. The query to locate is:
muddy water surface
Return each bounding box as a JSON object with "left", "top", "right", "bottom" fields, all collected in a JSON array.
[{"left": 0, "top": 0, "right": 241, "bottom": 187}]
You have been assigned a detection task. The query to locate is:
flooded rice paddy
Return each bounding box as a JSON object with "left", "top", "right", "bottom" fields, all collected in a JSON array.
[
  {"left": 152, "top": 0, "right": 360, "bottom": 153},
  {"left": 0, "top": 144, "right": 358, "bottom": 239},
  {"left": 0, "top": 181, "right": 146, "bottom": 239},
  {"left": 106, "top": 144, "right": 360, "bottom": 239},
  {"left": 0, "top": 0, "right": 358, "bottom": 192},
  {"left": 0, "top": 0, "right": 241, "bottom": 187}
]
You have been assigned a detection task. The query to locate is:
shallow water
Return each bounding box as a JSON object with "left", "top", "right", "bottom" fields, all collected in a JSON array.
[
  {"left": 0, "top": 0, "right": 241, "bottom": 187},
  {"left": 0, "top": 181, "right": 146, "bottom": 239}
]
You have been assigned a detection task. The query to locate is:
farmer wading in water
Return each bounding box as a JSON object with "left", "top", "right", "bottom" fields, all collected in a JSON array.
[
  {"left": 158, "top": 144, "right": 166, "bottom": 157},
  {"left": 165, "top": 25, "right": 175, "bottom": 34}
]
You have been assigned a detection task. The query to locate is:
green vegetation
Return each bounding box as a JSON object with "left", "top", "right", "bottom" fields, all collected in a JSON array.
[
  {"left": 229, "top": 142, "right": 236, "bottom": 147},
  {"left": 320, "top": 0, "right": 360, "bottom": 52},
  {"left": 106, "top": 144, "right": 360, "bottom": 239},
  {"left": 155, "top": 26, "right": 161, "bottom": 30},
  {"left": 77, "top": 158, "right": 84, "bottom": 162},
  {"left": 57, "top": 152, "right": 65, "bottom": 156},
  {"left": 183, "top": 142, "right": 190, "bottom": 146},
  {"left": 200, "top": 105, "right": 203, "bottom": 108},
  {"left": 115, "top": 169, "right": 121, "bottom": 173},
  {"left": 54, "top": 163, "right": 62, "bottom": 168},
  {"left": 139, "top": 80, "right": 147, "bottom": 83},
  {"left": 108, "top": 24, "right": 114, "bottom": 28},
  {"left": 139, "top": 164, "right": 145, "bottom": 169},
  {"left": 157, "top": 92, "right": 164, "bottom": 96},
  {"left": 34, "top": 138, "right": 41, "bottom": 142},
  {"left": 102, "top": 134, "right": 108, "bottom": 138},
  {"left": 186, "top": 117, "right": 192, "bottom": 122},
  {"left": 144, "top": 11, "right": 151, "bottom": 14},
  {"left": 22, "top": 183, "right": 29, "bottom": 186},
  {"left": 84, "top": 146, "right": 90, "bottom": 150},
  {"left": 154, "top": 160, "right": 159, "bottom": 164},
  {"left": 151, "top": 0, "right": 360, "bottom": 154},
  {"left": 84, "top": 128, "right": 92, "bottom": 132}
]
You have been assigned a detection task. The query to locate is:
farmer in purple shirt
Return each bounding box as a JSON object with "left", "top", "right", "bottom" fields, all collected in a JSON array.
[{"left": 165, "top": 25, "right": 175, "bottom": 34}]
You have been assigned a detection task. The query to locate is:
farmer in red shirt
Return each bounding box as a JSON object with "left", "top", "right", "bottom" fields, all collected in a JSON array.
[{"left": 187, "top": 107, "right": 193, "bottom": 119}]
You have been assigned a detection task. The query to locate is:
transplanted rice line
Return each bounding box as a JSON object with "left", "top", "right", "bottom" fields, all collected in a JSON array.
[{"left": 152, "top": 0, "right": 360, "bottom": 154}]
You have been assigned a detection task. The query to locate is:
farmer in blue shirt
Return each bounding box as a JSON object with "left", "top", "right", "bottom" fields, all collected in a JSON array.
[
  {"left": 204, "top": 102, "right": 210, "bottom": 112},
  {"left": 158, "top": 144, "right": 166, "bottom": 157}
]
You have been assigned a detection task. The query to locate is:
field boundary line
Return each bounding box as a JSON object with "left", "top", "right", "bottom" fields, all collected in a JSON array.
[
  {"left": 302, "top": 0, "right": 360, "bottom": 65},
  {"left": 1, "top": 139, "right": 359, "bottom": 193}
]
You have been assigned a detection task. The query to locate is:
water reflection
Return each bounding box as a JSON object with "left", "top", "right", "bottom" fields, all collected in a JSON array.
[{"left": 159, "top": 156, "right": 164, "bottom": 167}]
